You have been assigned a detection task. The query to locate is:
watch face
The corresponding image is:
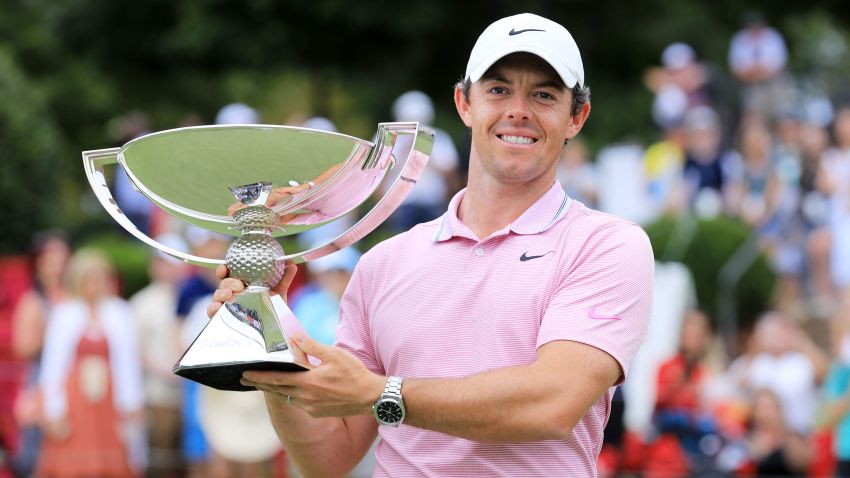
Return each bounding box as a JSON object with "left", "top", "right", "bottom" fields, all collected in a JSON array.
[{"left": 375, "top": 399, "right": 403, "bottom": 424}]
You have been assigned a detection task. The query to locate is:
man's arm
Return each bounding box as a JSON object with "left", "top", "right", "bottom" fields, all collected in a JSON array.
[
  {"left": 261, "top": 393, "right": 377, "bottom": 478},
  {"left": 402, "top": 338, "right": 621, "bottom": 442},
  {"left": 244, "top": 334, "right": 620, "bottom": 445}
]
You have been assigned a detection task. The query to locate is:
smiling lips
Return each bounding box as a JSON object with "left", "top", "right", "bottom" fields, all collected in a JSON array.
[{"left": 498, "top": 134, "right": 537, "bottom": 145}]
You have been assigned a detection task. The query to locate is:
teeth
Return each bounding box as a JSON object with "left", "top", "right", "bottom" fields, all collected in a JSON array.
[{"left": 500, "top": 135, "right": 535, "bottom": 145}]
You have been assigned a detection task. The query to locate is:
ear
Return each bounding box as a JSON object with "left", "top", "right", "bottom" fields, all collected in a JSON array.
[
  {"left": 454, "top": 85, "right": 473, "bottom": 128},
  {"left": 565, "top": 101, "right": 591, "bottom": 142}
]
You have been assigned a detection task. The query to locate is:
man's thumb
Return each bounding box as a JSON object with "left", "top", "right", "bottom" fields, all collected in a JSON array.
[{"left": 292, "top": 334, "right": 330, "bottom": 360}]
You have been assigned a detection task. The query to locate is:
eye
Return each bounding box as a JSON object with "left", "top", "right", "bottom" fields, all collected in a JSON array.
[
  {"left": 488, "top": 86, "right": 508, "bottom": 95},
  {"left": 535, "top": 91, "right": 557, "bottom": 101}
]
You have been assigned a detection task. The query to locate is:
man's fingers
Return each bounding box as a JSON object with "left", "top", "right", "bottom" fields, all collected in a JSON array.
[
  {"left": 215, "top": 264, "right": 230, "bottom": 280},
  {"left": 207, "top": 277, "right": 244, "bottom": 319},
  {"left": 242, "top": 370, "right": 302, "bottom": 387},
  {"left": 212, "top": 288, "right": 233, "bottom": 303},
  {"left": 206, "top": 300, "right": 223, "bottom": 319},
  {"left": 289, "top": 335, "right": 315, "bottom": 369},
  {"left": 270, "top": 261, "right": 298, "bottom": 297},
  {"left": 291, "top": 334, "right": 332, "bottom": 361},
  {"left": 221, "top": 277, "right": 245, "bottom": 292}
]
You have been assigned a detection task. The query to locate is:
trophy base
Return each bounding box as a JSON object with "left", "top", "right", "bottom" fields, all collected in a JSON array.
[
  {"left": 174, "top": 360, "right": 307, "bottom": 392},
  {"left": 174, "top": 295, "right": 310, "bottom": 391}
]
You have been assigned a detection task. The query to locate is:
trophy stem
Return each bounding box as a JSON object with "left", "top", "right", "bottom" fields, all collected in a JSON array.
[
  {"left": 225, "top": 190, "right": 289, "bottom": 355},
  {"left": 224, "top": 286, "right": 289, "bottom": 353}
]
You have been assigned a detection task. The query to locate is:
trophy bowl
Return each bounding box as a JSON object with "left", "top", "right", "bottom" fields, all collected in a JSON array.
[{"left": 83, "top": 122, "right": 433, "bottom": 390}]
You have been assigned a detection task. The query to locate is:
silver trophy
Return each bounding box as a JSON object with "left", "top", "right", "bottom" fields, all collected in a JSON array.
[{"left": 83, "top": 123, "right": 433, "bottom": 390}]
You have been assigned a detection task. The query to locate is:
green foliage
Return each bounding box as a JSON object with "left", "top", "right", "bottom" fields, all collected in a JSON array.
[
  {"left": 645, "top": 215, "right": 776, "bottom": 329},
  {"left": 0, "top": 48, "right": 64, "bottom": 254},
  {"left": 79, "top": 233, "right": 151, "bottom": 298}
]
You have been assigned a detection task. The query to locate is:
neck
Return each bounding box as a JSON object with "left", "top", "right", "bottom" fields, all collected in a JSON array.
[{"left": 458, "top": 155, "right": 555, "bottom": 239}]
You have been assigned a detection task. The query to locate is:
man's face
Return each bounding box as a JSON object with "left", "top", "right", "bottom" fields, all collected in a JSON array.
[{"left": 455, "top": 53, "right": 589, "bottom": 189}]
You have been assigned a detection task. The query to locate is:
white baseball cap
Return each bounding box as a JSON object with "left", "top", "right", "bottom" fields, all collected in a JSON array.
[{"left": 465, "top": 13, "right": 584, "bottom": 88}]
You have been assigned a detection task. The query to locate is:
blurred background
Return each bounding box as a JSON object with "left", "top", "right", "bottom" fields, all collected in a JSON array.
[{"left": 3, "top": 0, "right": 850, "bottom": 477}]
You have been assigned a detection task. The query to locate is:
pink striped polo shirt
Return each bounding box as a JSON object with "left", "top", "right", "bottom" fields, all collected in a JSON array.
[{"left": 336, "top": 181, "right": 654, "bottom": 477}]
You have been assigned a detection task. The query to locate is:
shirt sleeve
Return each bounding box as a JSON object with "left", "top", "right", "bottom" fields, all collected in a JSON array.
[
  {"left": 335, "top": 253, "right": 381, "bottom": 374},
  {"left": 40, "top": 302, "right": 82, "bottom": 420},
  {"left": 537, "top": 220, "right": 654, "bottom": 383},
  {"left": 105, "top": 299, "right": 145, "bottom": 414}
]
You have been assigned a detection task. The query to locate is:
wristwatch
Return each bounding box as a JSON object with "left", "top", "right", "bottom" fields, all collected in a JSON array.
[{"left": 373, "top": 376, "right": 405, "bottom": 427}]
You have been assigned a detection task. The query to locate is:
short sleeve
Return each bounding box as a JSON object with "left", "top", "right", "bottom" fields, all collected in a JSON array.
[
  {"left": 538, "top": 221, "right": 654, "bottom": 383},
  {"left": 335, "top": 255, "right": 381, "bottom": 374}
]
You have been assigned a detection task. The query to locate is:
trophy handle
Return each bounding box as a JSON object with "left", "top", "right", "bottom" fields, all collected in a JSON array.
[
  {"left": 82, "top": 148, "right": 226, "bottom": 268},
  {"left": 290, "top": 121, "right": 434, "bottom": 263}
]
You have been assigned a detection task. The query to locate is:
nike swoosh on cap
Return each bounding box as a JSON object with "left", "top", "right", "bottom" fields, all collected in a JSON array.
[
  {"left": 519, "top": 251, "right": 555, "bottom": 262},
  {"left": 509, "top": 28, "right": 546, "bottom": 36},
  {"left": 588, "top": 308, "right": 621, "bottom": 320}
]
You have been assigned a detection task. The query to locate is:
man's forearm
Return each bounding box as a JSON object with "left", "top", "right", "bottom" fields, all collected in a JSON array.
[
  {"left": 263, "top": 393, "right": 376, "bottom": 478},
  {"left": 402, "top": 341, "right": 620, "bottom": 443}
]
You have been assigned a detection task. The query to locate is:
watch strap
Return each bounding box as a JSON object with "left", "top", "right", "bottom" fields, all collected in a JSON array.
[{"left": 384, "top": 376, "right": 403, "bottom": 399}]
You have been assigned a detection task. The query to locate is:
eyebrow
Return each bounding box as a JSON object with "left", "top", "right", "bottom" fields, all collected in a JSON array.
[{"left": 480, "top": 72, "right": 566, "bottom": 91}]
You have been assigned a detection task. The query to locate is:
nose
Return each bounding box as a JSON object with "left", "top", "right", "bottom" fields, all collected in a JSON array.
[{"left": 505, "top": 94, "right": 531, "bottom": 120}]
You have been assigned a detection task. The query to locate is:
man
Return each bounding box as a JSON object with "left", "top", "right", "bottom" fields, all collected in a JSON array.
[{"left": 208, "top": 13, "right": 653, "bottom": 477}]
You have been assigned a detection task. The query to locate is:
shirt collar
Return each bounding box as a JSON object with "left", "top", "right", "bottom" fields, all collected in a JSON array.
[{"left": 432, "top": 182, "right": 572, "bottom": 242}]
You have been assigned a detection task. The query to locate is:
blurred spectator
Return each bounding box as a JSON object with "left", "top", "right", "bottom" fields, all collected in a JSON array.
[
  {"left": 555, "top": 137, "right": 598, "bottom": 208},
  {"left": 728, "top": 12, "right": 791, "bottom": 119},
  {"left": 796, "top": 121, "right": 836, "bottom": 316},
  {"left": 646, "top": 43, "right": 711, "bottom": 130},
  {"left": 681, "top": 106, "right": 740, "bottom": 217},
  {"left": 643, "top": 123, "right": 688, "bottom": 220},
  {"left": 290, "top": 247, "right": 361, "bottom": 345},
  {"left": 726, "top": 311, "right": 828, "bottom": 434},
  {"left": 651, "top": 309, "right": 718, "bottom": 474},
  {"left": 388, "top": 90, "right": 460, "bottom": 231},
  {"left": 799, "top": 122, "right": 832, "bottom": 228},
  {"left": 10, "top": 231, "right": 71, "bottom": 477},
  {"left": 822, "top": 106, "right": 850, "bottom": 310},
  {"left": 727, "top": 118, "right": 780, "bottom": 230},
  {"left": 38, "top": 249, "right": 145, "bottom": 478},
  {"left": 766, "top": 113, "right": 811, "bottom": 313},
  {"left": 129, "top": 235, "right": 190, "bottom": 477},
  {"left": 740, "top": 388, "right": 811, "bottom": 476}
]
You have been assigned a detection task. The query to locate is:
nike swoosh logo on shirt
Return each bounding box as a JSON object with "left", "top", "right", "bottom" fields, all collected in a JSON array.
[
  {"left": 519, "top": 251, "right": 555, "bottom": 262},
  {"left": 509, "top": 28, "right": 546, "bottom": 36},
  {"left": 588, "top": 308, "right": 621, "bottom": 320}
]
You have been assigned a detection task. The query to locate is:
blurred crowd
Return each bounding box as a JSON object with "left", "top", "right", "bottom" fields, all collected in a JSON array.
[{"left": 2, "top": 11, "right": 850, "bottom": 478}]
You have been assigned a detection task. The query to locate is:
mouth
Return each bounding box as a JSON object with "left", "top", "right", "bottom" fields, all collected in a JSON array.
[{"left": 497, "top": 134, "right": 537, "bottom": 145}]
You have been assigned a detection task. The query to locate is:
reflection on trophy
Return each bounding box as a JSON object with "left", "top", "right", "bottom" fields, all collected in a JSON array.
[{"left": 83, "top": 123, "right": 433, "bottom": 390}]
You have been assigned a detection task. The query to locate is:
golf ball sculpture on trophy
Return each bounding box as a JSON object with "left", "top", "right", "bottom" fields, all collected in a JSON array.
[{"left": 83, "top": 123, "right": 433, "bottom": 390}]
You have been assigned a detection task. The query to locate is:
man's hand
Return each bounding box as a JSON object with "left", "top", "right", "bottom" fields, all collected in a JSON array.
[
  {"left": 206, "top": 261, "right": 298, "bottom": 319},
  {"left": 241, "top": 334, "right": 385, "bottom": 419}
]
